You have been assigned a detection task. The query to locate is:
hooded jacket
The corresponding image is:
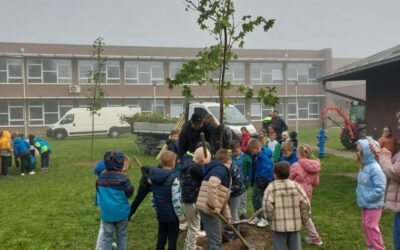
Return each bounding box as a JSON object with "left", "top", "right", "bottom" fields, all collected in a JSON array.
[
  {"left": 249, "top": 147, "right": 274, "bottom": 186},
  {"left": 230, "top": 163, "right": 245, "bottom": 197},
  {"left": 289, "top": 158, "right": 321, "bottom": 202},
  {"left": 150, "top": 167, "right": 184, "bottom": 223},
  {"left": 13, "top": 137, "right": 30, "bottom": 156},
  {"left": 356, "top": 139, "right": 386, "bottom": 209},
  {"left": 32, "top": 137, "right": 51, "bottom": 154},
  {"left": 279, "top": 149, "right": 298, "bottom": 165},
  {"left": 180, "top": 159, "right": 204, "bottom": 203},
  {"left": 240, "top": 131, "right": 251, "bottom": 153},
  {"left": 379, "top": 149, "right": 400, "bottom": 212},
  {"left": 0, "top": 131, "right": 12, "bottom": 156}
]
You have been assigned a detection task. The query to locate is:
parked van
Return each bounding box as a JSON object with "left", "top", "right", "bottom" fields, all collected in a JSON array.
[{"left": 47, "top": 106, "right": 141, "bottom": 139}]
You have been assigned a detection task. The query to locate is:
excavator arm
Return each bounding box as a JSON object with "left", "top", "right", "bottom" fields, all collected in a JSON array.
[{"left": 321, "top": 107, "right": 357, "bottom": 140}]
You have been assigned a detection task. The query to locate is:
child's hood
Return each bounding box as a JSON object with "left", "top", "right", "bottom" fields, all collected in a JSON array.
[
  {"left": 261, "top": 146, "right": 272, "bottom": 158},
  {"left": 297, "top": 158, "right": 321, "bottom": 174},
  {"left": 1, "top": 130, "right": 11, "bottom": 139},
  {"left": 357, "top": 139, "right": 378, "bottom": 166},
  {"left": 149, "top": 167, "right": 174, "bottom": 184}
]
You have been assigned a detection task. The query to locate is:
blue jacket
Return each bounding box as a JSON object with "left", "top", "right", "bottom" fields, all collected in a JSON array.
[
  {"left": 96, "top": 170, "right": 134, "bottom": 222},
  {"left": 32, "top": 137, "right": 51, "bottom": 154},
  {"left": 150, "top": 167, "right": 183, "bottom": 223},
  {"left": 203, "top": 160, "right": 231, "bottom": 188},
  {"left": 94, "top": 161, "right": 106, "bottom": 176},
  {"left": 279, "top": 149, "right": 298, "bottom": 165},
  {"left": 249, "top": 147, "right": 274, "bottom": 185},
  {"left": 356, "top": 139, "right": 386, "bottom": 209},
  {"left": 13, "top": 137, "right": 30, "bottom": 156}
]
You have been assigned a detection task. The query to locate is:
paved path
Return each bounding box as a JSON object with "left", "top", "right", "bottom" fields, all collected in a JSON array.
[{"left": 310, "top": 145, "right": 356, "bottom": 160}]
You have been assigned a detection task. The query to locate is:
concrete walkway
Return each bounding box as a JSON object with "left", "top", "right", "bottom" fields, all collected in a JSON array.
[{"left": 310, "top": 145, "right": 356, "bottom": 160}]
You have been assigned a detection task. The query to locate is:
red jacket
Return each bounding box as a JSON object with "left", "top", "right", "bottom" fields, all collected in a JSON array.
[
  {"left": 240, "top": 132, "right": 251, "bottom": 153},
  {"left": 289, "top": 158, "right": 321, "bottom": 202}
]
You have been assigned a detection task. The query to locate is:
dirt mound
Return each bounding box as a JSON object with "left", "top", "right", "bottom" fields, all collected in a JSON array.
[{"left": 197, "top": 224, "right": 271, "bottom": 250}]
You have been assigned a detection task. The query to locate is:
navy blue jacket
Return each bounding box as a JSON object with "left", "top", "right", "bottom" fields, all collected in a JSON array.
[
  {"left": 150, "top": 167, "right": 181, "bottom": 223},
  {"left": 180, "top": 159, "right": 204, "bottom": 203},
  {"left": 203, "top": 160, "right": 231, "bottom": 188},
  {"left": 230, "top": 164, "right": 245, "bottom": 197}
]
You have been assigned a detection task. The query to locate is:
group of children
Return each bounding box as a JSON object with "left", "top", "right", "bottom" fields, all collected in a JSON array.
[
  {"left": 94, "top": 118, "right": 326, "bottom": 250},
  {"left": 0, "top": 130, "right": 51, "bottom": 178}
]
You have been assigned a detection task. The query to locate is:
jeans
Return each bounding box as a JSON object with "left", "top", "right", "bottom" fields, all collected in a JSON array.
[
  {"left": 239, "top": 190, "right": 247, "bottom": 217},
  {"left": 362, "top": 208, "right": 385, "bottom": 250},
  {"left": 229, "top": 195, "right": 241, "bottom": 222},
  {"left": 95, "top": 219, "right": 128, "bottom": 250},
  {"left": 183, "top": 203, "right": 200, "bottom": 250},
  {"left": 129, "top": 178, "right": 151, "bottom": 218},
  {"left": 393, "top": 212, "right": 400, "bottom": 250},
  {"left": 20, "top": 153, "right": 32, "bottom": 173},
  {"left": 200, "top": 211, "right": 221, "bottom": 250},
  {"left": 272, "top": 231, "right": 302, "bottom": 250},
  {"left": 1, "top": 156, "right": 11, "bottom": 176},
  {"left": 252, "top": 186, "right": 265, "bottom": 219},
  {"left": 156, "top": 220, "right": 179, "bottom": 250},
  {"left": 41, "top": 151, "right": 50, "bottom": 169}
]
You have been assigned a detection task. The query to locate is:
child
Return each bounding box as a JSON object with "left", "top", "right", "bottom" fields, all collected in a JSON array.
[
  {"left": 196, "top": 149, "right": 232, "bottom": 250},
  {"left": 150, "top": 150, "right": 185, "bottom": 250},
  {"left": 166, "top": 129, "right": 180, "bottom": 156},
  {"left": 230, "top": 140, "right": 252, "bottom": 219},
  {"left": 279, "top": 141, "right": 298, "bottom": 165},
  {"left": 229, "top": 154, "right": 246, "bottom": 223},
  {"left": 95, "top": 151, "right": 134, "bottom": 250},
  {"left": 356, "top": 139, "right": 386, "bottom": 250},
  {"left": 281, "top": 131, "right": 289, "bottom": 143},
  {"left": 181, "top": 147, "right": 210, "bottom": 250},
  {"left": 0, "top": 131, "right": 12, "bottom": 178},
  {"left": 240, "top": 127, "right": 251, "bottom": 153},
  {"left": 259, "top": 129, "right": 267, "bottom": 146},
  {"left": 264, "top": 161, "right": 310, "bottom": 250},
  {"left": 247, "top": 138, "right": 273, "bottom": 227},
  {"left": 378, "top": 126, "right": 397, "bottom": 155},
  {"left": 13, "top": 134, "right": 34, "bottom": 176},
  {"left": 289, "top": 144, "right": 323, "bottom": 246},
  {"left": 28, "top": 135, "right": 51, "bottom": 171},
  {"left": 289, "top": 131, "right": 298, "bottom": 150},
  {"left": 267, "top": 132, "right": 279, "bottom": 157}
]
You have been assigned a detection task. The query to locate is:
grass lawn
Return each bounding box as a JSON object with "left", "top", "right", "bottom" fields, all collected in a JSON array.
[
  {"left": 298, "top": 127, "right": 356, "bottom": 152},
  {"left": 0, "top": 135, "right": 394, "bottom": 249}
]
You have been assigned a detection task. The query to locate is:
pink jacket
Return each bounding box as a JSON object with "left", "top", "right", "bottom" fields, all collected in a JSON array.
[
  {"left": 379, "top": 151, "right": 400, "bottom": 212},
  {"left": 289, "top": 158, "right": 321, "bottom": 202},
  {"left": 240, "top": 132, "right": 251, "bottom": 153}
]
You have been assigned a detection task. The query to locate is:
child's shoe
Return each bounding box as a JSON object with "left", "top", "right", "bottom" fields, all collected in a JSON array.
[
  {"left": 20, "top": 173, "right": 25, "bottom": 176},
  {"left": 305, "top": 236, "right": 323, "bottom": 246},
  {"left": 29, "top": 171, "right": 36, "bottom": 175},
  {"left": 197, "top": 230, "right": 206, "bottom": 237},
  {"left": 248, "top": 217, "right": 260, "bottom": 225},
  {"left": 256, "top": 218, "right": 268, "bottom": 227}
]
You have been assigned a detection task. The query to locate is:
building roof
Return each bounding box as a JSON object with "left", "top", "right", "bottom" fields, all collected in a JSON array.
[{"left": 320, "top": 44, "right": 400, "bottom": 81}]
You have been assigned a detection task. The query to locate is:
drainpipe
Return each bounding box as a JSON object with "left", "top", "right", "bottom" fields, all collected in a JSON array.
[{"left": 21, "top": 48, "right": 28, "bottom": 136}]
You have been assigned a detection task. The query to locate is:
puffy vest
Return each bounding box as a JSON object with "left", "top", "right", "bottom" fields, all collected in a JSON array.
[{"left": 34, "top": 137, "right": 50, "bottom": 154}]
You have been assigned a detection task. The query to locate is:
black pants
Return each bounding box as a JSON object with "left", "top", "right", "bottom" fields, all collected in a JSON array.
[
  {"left": 1, "top": 156, "right": 11, "bottom": 176},
  {"left": 14, "top": 152, "right": 20, "bottom": 168},
  {"left": 156, "top": 221, "right": 179, "bottom": 250},
  {"left": 41, "top": 151, "right": 50, "bottom": 169},
  {"left": 20, "top": 153, "right": 32, "bottom": 173},
  {"left": 129, "top": 176, "right": 152, "bottom": 218}
]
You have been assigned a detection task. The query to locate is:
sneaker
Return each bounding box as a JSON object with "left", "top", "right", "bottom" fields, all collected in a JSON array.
[
  {"left": 197, "top": 230, "right": 206, "bottom": 237},
  {"left": 305, "top": 236, "right": 323, "bottom": 246},
  {"left": 248, "top": 217, "right": 260, "bottom": 225},
  {"left": 21, "top": 173, "right": 25, "bottom": 176},
  {"left": 29, "top": 171, "right": 36, "bottom": 175},
  {"left": 112, "top": 242, "right": 117, "bottom": 249},
  {"left": 256, "top": 219, "right": 268, "bottom": 227}
]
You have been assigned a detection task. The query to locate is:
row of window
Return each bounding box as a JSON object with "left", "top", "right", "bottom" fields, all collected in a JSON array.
[
  {"left": 0, "top": 97, "right": 321, "bottom": 127},
  {"left": 0, "top": 57, "right": 321, "bottom": 85}
]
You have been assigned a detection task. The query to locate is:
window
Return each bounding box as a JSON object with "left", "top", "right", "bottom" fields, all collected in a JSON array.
[
  {"left": 250, "top": 100, "right": 284, "bottom": 121},
  {"left": 0, "top": 58, "right": 23, "bottom": 84},
  {"left": 250, "top": 63, "right": 283, "bottom": 85},
  {"left": 61, "top": 114, "right": 74, "bottom": 124},
  {"left": 287, "top": 97, "right": 320, "bottom": 120},
  {"left": 106, "top": 99, "right": 122, "bottom": 107},
  {"left": 125, "top": 61, "right": 164, "bottom": 85},
  {"left": 170, "top": 100, "right": 183, "bottom": 118},
  {"left": 169, "top": 62, "right": 183, "bottom": 79},
  {"left": 233, "top": 102, "right": 245, "bottom": 115},
  {"left": 79, "top": 60, "right": 119, "bottom": 84},
  {"left": 29, "top": 100, "right": 73, "bottom": 126},
  {"left": 209, "top": 62, "right": 245, "bottom": 85},
  {"left": 287, "top": 63, "right": 320, "bottom": 84},
  {"left": 0, "top": 100, "right": 24, "bottom": 126},
  {"left": 27, "top": 59, "right": 71, "bottom": 84}
]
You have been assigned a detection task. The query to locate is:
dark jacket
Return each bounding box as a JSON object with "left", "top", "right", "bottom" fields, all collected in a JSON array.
[
  {"left": 180, "top": 159, "right": 204, "bottom": 203},
  {"left": 230, "top": 164, "right": 245, "bottom": 197},
  {"left": 203, "top": 160, "right": 231, "bottom": 188},
  {"left": 178, "top": 121, "right": 216, "bottom": 158},
  {"left": 150, "top": 167, "right": 181, "bottom": 223},
  {"left": 270, "top": 117, "right": 288, "bottom": 137},
  {"left": 166, "top": 139, "right": 179, "bottom": 155}
]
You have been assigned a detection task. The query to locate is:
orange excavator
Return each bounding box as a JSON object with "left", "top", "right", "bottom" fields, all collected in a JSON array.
[{"left": 321, "top": 101, "right": 366, "bottom": 149}]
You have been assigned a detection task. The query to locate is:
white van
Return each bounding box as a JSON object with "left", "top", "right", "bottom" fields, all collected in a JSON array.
[
  {"left": 188, "top": 102, "right": 257, "bottom": 137},
  {"left": 47, "top": 106, "right": 141, "bottom": 139}
]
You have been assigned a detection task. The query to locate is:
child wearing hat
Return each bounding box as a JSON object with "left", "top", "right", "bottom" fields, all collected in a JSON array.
[{"left": 95, "top": 151, "right": 134, "bottom": 250}]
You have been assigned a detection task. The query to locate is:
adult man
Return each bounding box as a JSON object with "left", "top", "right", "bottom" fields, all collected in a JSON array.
[
  {"left": 270, "top": 111, "right": 288, "bottom": 141},
  {"left": 262, "top": 113, "right": 272, "bottom": 133},
  {"left": 178, "top": 113, "right": 216, "bottom": 159},
  {"left": 371, "top": 112, "right": 400, "bottom": 250}
]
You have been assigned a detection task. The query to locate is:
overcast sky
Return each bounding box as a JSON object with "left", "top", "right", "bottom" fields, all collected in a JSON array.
[{"left": 1, "top": 0, "right": 399, "bottom": 58}]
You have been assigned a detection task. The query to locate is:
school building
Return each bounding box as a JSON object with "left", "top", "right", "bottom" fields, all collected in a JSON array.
[{"left": 0, "top": 42, "right": 353, "bottom": 135}]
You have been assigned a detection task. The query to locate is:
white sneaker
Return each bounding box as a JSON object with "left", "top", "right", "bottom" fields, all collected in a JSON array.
[
  {"left": 197, "top": 230, "right": 206, "bottom": 237},
  {"left": 248, "top": 217, "right": 260, "bottom": 225},
  {"left": 20, "top": 173, "right": 25, "bottom": 176},
  {"left": 29, "top": 171, "right": 36, "bottom": 175},
  {"left": 257, "top": 218, "right": 268, "bottom": 227},
  {"left": 112, "top": 242, "right": 117, "bottom": 249}
]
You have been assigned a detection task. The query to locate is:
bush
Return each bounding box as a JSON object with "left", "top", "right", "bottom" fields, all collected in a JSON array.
[{"left": 122, "top": 113, "right": 179, "bottom": 124}]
